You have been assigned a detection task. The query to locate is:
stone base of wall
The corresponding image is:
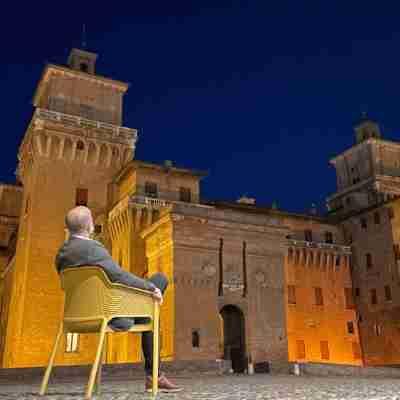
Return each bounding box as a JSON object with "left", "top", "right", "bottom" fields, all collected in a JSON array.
[
  {"left": 297, "top": 362, "right": 400, "bottom": 378},
  {"left": 0, "top": 360, "right": 221, "bottom": 384}
]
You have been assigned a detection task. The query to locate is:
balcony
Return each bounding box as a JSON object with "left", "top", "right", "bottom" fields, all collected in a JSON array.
[
  {"left": 288, "top": 239, "right": 351, "bottom": 254},
  {"left": 34, "top": 108, "right": 137, "bottom": 145}
]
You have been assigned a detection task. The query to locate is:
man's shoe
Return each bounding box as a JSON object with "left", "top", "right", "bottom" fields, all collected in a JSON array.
[{"left": 145, "top": 374, "right": 183, "bottom": 393}]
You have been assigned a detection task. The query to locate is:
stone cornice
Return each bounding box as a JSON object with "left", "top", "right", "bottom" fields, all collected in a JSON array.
[
  {"left": 330, "top": 137, "right": 400, "bottom": 165},
  {"left": 33, "top": 64, "right": 129, "bottom": 107}
]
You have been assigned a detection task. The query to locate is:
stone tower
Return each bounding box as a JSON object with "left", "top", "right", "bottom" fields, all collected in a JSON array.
[
  {"left": 0, "top": 48, "right": 137, "bottom": 367},
  {"left": 327, "top": 115, "right": 400, "bottom": 216}
]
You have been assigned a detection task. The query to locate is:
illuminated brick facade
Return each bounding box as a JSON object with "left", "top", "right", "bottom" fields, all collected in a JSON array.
[{"left": 0, "top": 48, "right": 395, "bottom": 371}]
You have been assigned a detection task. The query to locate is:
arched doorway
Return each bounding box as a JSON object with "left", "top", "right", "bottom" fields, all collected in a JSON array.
[{"left": 220, "top": 305, "right": 246, "bottom": 373}]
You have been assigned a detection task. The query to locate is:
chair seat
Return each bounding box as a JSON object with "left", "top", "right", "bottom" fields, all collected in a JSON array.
[{"left": 106, "top": 323, "right": 153, "bottom": 333}]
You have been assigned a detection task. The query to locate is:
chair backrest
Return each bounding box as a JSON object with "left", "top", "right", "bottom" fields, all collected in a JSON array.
[
  {"left": 60, "top": 266, "right": 155, "bottom": 334},
  {"left": 61, "top": 266, "right": 114, "bottom": 333}
]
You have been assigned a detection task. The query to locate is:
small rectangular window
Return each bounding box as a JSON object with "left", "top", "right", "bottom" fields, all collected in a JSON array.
[
  {"left": 288, "top": 285, "right": 296, "bottom": 305},
  {"left": 314, "top": 287, "right": 324, "bottom": 306},
  {"left": 179, "top": 187, "right": 192, "bottom": 203},
  {"left": 296, "top": 340, "right": 306, "bottom": 359},
  {"left": 370, "top": 288, "right": 377, "bottom": 305},
  {"left": 352, "top": 342, "right": 361, "bottom": 360},
  {"left": 304, "top": 229, "right": 313, "bottom": 242},
  {"left": 76, "top": 188, "right": 88, "bottom": 206},
  {"left": 320, "top": 341, "right": 330, "bottom": 360},
  {"left": 374, "top": 323, "right": 382, "bottom": 336},
  {"left": 345, "top": 288, "right": 355, "bottom": 309},
  {"left": 354, "top": 288, "right": 360, "bottom": 297},
  {"left": 393, "top": 244, "right": 400, "bottom": 260},
  {"left": 325, "top": 231, "right": 333, "bottom": 244},
  {"left": 145, "top": 182, "right": 158, "bottom": 198},
  {"left": 347, "top": 321, "right": 355, "bottom": 334},
  {"left": 374, "top": 212, "right": 380, "bottom": 224},
  {"left": 366, "top": 253, "right": 373, "bottom": 270},
  {"left": 384, "top": 285, "right": 392, "bottom": 302},
  {"left": 65, "top": 333, "right": 79, "bottom": 353},
  {"left": 360, "top": 218, "right": 367, "bottom": 229},
  {"left": 192, "top": 329, "right": 200, "bottom": 348}
]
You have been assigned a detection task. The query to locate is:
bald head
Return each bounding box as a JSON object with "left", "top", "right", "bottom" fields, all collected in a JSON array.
[{"left": 65, "top": 206, "right": 94, "bottom": 237}]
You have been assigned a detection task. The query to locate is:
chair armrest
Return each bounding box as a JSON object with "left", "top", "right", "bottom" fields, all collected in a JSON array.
[{"left": 110, "top": 282, "right": 155, "bottom": 298}]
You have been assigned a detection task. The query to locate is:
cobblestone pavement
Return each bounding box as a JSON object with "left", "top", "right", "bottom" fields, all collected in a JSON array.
[{"left": 2, "top": 374, "right": 400, "bottom": 400}]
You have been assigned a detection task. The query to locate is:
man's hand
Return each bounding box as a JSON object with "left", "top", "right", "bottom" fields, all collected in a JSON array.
[{"left": 152, "top": 288, "right": 163, "bottom": 305}]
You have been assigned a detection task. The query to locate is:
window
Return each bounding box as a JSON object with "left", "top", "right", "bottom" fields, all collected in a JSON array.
[
  {"left": 179, "top": 187, "right": 192, "bottom": 202},
  {"left": 320, "top": 341, "right": 330, "bottom": 360},
  {"left": 314, "top": 287, "right": 324, "bottom": 306},
  {"left": 366, "top": 253, "right": 372, "bottom": 270},
  {"left": 80, "top": 63, "right": 89, "bottom": 72},
  {"left": 76, "top": 188, "right": 88, "bottom": 206},
  {"left": 347, "top": 321, "right": 355, "bottom": 334},
  {"left": 192, "top": 330, "right": 200, "bottom": 348},
  {"left": 65, "top": 333, "right": 79, "bottom": 353},
  {"left": 325, "top": 231, "right": 333, "bottom": 244},
  {"left": 288, "top": 285, "right": 296, "bottom": 305},
  {"left": 354, "top": 288, "right": 360, "bottom": 297},
  {"left": 374, "top": 211, "right": 380, "bottom": 224},
  {"left": 24, "top": 196, "right": 30, "bottom": 216},
  {"left": 384, "top": 285, "right": 392, "bottom": 302},
  {"left": 296, "top": 340, "right": 306, "bottom": 359},
  {"left": 393, "top": 244, "right": 400, "bottom": 260},
  {"left": 345, "top": 288, "right": 355, "bottom": 309},
  {"left": 94, "top": 224, "right": 102, "bottom": 234},
  {"left": 304, "top": 229, "right": 313, "bottom": 242},
  {"left": 388, "top": 207, "right": 395, "bottom": 220},
  {"left": 352, "top": 342, "right": 361, "bottom": 360},
  {"left": 145, "top": 181, "right": 158, "bottom": 198},
  {"left": 80, "top": 104, "right": 94, "bottom": 120},
  {"left": 374, "top": 323, "right": 382, "bottom": 336},
  {"left": 76, "top": 140, "right": 85, "bottom": 151},
  {"left": 335, "top": 256, "right": 341, "bottom": 267},
  {"left": 360, "top": 218, "right": 367, "bottom": 229},
  {"left": 370, "top": 288, "right": 377, "bottom": 305}
]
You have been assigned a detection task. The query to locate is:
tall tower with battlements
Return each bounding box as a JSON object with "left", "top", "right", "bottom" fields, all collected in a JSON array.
[
  {"left": 0, "top": 48, "right": 137, "bottom": 367},
  {"left": 327, "top": 115, "right": 400, "bottom": 217}
]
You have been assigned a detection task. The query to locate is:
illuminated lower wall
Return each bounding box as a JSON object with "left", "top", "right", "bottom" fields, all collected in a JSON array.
[{"left": 285, "top": 248, "right": 362, "bottom": 365}]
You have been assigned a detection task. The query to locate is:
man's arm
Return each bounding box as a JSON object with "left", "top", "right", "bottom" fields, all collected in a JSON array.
[{"left": 89, "top": 240, "right": 156, "bottom": 292}]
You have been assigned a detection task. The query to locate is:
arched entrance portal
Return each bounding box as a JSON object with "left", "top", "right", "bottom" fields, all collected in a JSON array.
[{"left": 220, "top": 305, "right": 246, "bottom": 373}]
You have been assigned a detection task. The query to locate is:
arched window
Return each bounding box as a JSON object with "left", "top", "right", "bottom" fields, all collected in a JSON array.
[
  {"left": 77, "top": 140, "right": 85, "bottom": 151},
  {"left": 192, "top": 330, "right": 200, "bottom": 348},
  {"left": 80, "top": 63, "right": 88, "bottom": 73}
]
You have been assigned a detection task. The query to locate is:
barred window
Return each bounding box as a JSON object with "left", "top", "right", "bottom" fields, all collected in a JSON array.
[
  {"left": 314, "top": 287, "right": 324, "bottom": 306},
  {"left": 288, "top": 285, "right": 296, "bottom": 305},
  {"left": 296, "top": 340, "right": 306, "bottom": 359},
  {"left": 347, "top": 321, "right": 355, "bottom": 334},
  {"left": 145, "top": 182, "right": 158, "bottom": 198},
  {"left": 304, "top": 229, "right": 313, "bottom": 242},
  {"left": 65, "top": 333, "right": 79, "bottom": 353},
  {"left": 320, "top": 341, "right": 330, "bottom": 360},
  {"left": 179, "top": 187, "right": 192, "bottom": 202}
]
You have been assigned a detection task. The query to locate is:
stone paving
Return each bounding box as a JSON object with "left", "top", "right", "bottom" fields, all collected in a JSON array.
[{"left": 2, "top": 374, "right": 400, "bottom": 399}]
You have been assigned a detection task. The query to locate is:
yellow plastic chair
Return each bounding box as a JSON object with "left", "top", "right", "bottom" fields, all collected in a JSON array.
[{"left": 39, "top": 266, "right": 160, "bottom": 399}]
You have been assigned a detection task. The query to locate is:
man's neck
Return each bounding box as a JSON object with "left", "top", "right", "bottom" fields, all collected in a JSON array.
[{"left": 71, "top": 233, "right": 91, "bottom": 240}]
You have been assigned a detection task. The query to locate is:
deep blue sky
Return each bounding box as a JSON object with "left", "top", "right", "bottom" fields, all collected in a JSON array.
[{"left": 1, "top": 2, "right": 400, "bottom": 214}]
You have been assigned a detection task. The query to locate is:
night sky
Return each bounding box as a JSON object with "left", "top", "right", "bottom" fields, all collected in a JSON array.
[{"left": 1, "top": 2, "right": 400, "bottom": 214}]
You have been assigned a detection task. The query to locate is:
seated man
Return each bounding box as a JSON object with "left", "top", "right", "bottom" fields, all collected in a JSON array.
[{"left": 55, "top": 206, "right": 182, "bottom": 393}]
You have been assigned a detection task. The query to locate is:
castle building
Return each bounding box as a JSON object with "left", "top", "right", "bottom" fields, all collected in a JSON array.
[{"left": 0, "top": 48, "right": 396, "bottom": 371}]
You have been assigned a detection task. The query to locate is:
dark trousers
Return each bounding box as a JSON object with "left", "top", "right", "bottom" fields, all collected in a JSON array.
[{"left": 108, "top": 272, "right": 168, "bottom": 375}]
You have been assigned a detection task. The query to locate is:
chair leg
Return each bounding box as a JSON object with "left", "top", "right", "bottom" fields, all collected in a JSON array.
[
  {"left": 95, "top": 335, "right": 106, "bottom": 395},
  {"left": 86, "top": 321, "right": 107, "bottom": 399},
  {"left": 152, "top": 303, "right": 160, "bottom": 397},
  {"left": 39, "top": 323, "right": 63, "bottom": 396}
]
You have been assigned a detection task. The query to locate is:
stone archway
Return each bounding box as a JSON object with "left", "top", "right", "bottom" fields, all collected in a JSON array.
[{"left": 220, "top": 304, "right": 246, "bottom": 373}]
